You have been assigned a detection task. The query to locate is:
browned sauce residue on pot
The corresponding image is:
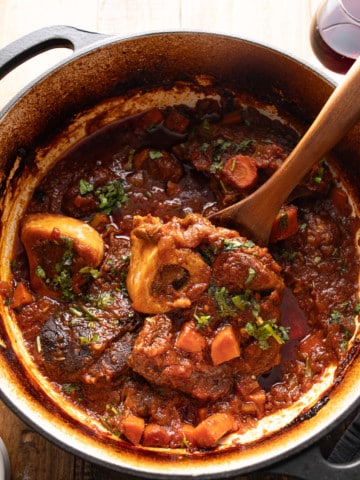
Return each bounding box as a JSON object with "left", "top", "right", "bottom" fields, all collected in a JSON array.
[{"left": 8, "top": 93, "right": 360, "bottom": 450}]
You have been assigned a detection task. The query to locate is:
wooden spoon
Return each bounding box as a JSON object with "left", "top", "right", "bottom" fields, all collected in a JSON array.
[{"left": 208, "top": 57, "right": 360, "bottom": 246}]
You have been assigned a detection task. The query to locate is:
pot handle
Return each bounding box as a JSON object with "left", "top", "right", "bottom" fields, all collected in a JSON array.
[
  {"left": 0, "top": 25, "right": 110, "bottom": 80},
  {"left": 264, "top": 410, "right": 360, "bottom": 480}
]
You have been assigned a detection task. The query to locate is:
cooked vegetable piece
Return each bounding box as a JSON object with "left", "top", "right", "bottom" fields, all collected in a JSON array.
[
  {"left": 175, "top": 321, "right": 206, "bottom": 352},
  {"left": 270, "top": 204, "right": 298, "bottom": 242},
  {"left": 211, "top": 325, "right": 240, "bottom": 365},
  {"left": 221, "top": 110, "right": 243, "bottom": 125},
  {"left": 138, "top": 107, "right": 164, "bottom": 130},
  {"left": 222, "top": 155, "right": 258, "bottom": 189},
  {"left": 192, "top": 413, "right": 236, "bottom": 447},
  {"left": 21, "top": 213, "right": 104, "bottom": 299},
  {"left": 181, "top": 423, "right": 196, "bottom": 447},
  {"left": 122, "top": 415, "right": 145, "bottom": 445},
  {"left": 12, "top": 282, "right": 33, "bottom": 309},
  {"left": 142, "top": 423, "right": 171, "bottom": 447},
  {"left": 163, "top": 108, "right": 190, "bottom": 133},
  {"left": 331, "top": 187, "right": 350, "bottom": 216}
]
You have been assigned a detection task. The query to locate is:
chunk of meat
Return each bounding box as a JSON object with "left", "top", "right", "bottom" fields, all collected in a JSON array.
[
  {"left": 38, "top": 292, "right": 140, "bottom": 383},
  {"left": 127, "top": 214, "right": 285, "bottom": 400},
  {"left": 126, "top": 215, "right": 211, "bottom": 314},
  {"left": 21, "top": 213, "right": 104, "bottom": 299},
  {"left": 129, "top": 315, "right": 235, "bottom": 402},
  {"left": 133, "top": 148, "right": 183, "bottom": 183},
  {"left": 212, "top": 248, "right": 284, "bottom": 293}
]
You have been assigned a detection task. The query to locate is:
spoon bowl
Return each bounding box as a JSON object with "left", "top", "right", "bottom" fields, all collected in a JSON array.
[{"left": 208, "top": 57, "right": 360, "bottom": 245}]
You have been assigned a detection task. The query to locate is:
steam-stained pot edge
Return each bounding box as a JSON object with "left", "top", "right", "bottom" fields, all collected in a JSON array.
[{"left": 0, "top": 29, "right": 360, "bottom": 478}]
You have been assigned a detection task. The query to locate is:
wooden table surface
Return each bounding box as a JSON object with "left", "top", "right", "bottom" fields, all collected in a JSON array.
[{"left": 0, "top": 1, "right": 345, "bottom": 479}]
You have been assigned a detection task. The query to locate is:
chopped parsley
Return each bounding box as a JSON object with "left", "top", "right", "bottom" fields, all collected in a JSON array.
[
  {"left": 245, "top": 267, "right": 257, "bottom": 286},
  {"left": 212, "top": 286, "right": 260, "bottom": 319},
  {"left": 149, "top": 150, "right": 163, "bottom": 160},
  {"left": 245, "top": 319, "right": 289, "bottom": 350},
  {"left": 96, "top": 180, "right": 128, "bottom": 214},
  {"left": 213, "top": 286, "right": 238, "bottom": 317},
  {"left": 79, "top": 178, "right": 128, "bottom": 215},
  {"left": 223, "top": 238, "right": 255, "bottom": 251},
  {"left": 35, "top": 236, "right": 75, "bottom": 301},
  {"left": 209, "top": 137, "right": 255, "bottom": 173}
]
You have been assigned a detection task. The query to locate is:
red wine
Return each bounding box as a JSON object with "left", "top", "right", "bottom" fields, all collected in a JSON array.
[{"left": 310, "top": 0, "right": 360, "bottom": 74}]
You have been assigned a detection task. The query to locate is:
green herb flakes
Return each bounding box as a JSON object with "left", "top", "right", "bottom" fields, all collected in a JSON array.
[
  {"left": 245, "top": 320, "right": 289, "bottom": 350},
  {"left": 79, "top": 179, "right": 94, "bottom": 195}
]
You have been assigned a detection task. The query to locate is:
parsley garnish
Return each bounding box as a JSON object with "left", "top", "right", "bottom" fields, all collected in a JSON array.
[
  {"left": 79, "top": 179, "right": 94, "bottom": 195},
  {"left": 95, "top": 180, "right": 128, "bottom": 214},
  {"left": 193, "top": 307, "right": 212, "bottom": 329},
  {"left": 149, "top": 150, "right": 163, "bottom": 160},
  {"left": 79, "top": 178, "right": 128, "bottom": 215},
  {"left": 223, "top": 238, "right": 255, "bottom": 251},
  {"left": 213, "top": 286, "right": 238, "bottom": 317},
  {"left": 245, "top": 320, "right": 289, "bottom": 350}
]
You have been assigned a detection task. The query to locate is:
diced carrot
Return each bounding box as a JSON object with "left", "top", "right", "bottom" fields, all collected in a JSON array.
[
  {"left": 89, "top": 213, "right": 110, "bottom": 231},
  {"left": 122, "top": 414, "right": 145, "bottom": 445},
  {"left": 221, "top": 155, "right": 258, "bottom": 190},
  {"left": 241, "top": 402, "right": 258, "bottom": 414},
  {"left": 12, "top": 282, "right": 33, "bottom": 309},
  {"left": 192, "top": 413, "right": 236, "bottom": 448},
  {"left": 221, "top": 110, "right": 243, "bottom": 125},
  {"left": 247, "top": 388, "right": 266, "bottom": 407},
  {"left": 331, "top": 187, "right": 350, "bottom": 216},
  {"left": 0, "top": 281, "right": 11, "bottom": 299},
  {"left": 270, "top": 204, "right": 298, "bottom": 242},
  {"left": 175, "top": 321, "right": 206, "bottom": 352},
  {"left": 142, "top": 423, "right": 171, "bottom": 447},
  {"left": 138, "top": 107, "right": 164, "bottom": 130},
  {"left": 166, "top": 180, "right": 180, "bottom": 196},
  {"left": 133, "top": 149, "right": 150, "bottom": 170},
  {"left": 211, "top": 325, "right": 240, "bottom": 366},
  {"left": 163, "top": 109, "right": 190, "bottom": 133}
]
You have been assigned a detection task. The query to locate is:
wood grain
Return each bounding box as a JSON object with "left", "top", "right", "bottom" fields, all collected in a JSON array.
[{"left": 0, "top": 1, "right": 340, "bottom": 479}]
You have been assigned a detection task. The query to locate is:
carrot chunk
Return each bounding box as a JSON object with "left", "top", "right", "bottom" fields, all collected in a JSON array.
[
  {"left": 122, "top": 415, "right": 145, "bottom": 445},
  {"left": 181, "top": 423, "right": 196, "bottom": 447},
  {"left": 192, "top": 413, "right": 236, "bottom": 448},
  {"left": 211, "top": 325, "right": 240, "bottom": 366},
  {"left": 12, "top": 282, "right": 33, "bottom": 309},
  {"left": 142, "top": 423, "right": 171, "bottom": 447},
  {"left": 163, "top": 109, "right": 190, "bottom": 133},
  {"left": 138, "top": 107, "right": 164, "bottom": 130},
  {"left": 175, "top": 321, "right": 206, "bottom": 352},
  {"left": 270, "top": 204, "right": 298, "bottom": 242},
  {"left": 221, "top": 155, "right": 258, "bottom": 190},
  {"left": 331, "top": 187, "right": 350, "bottom": 216}
]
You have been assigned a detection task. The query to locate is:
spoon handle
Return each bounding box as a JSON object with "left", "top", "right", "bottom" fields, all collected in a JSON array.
[{"left": 216, "top": 56, "right": 360, "bottom": 245}]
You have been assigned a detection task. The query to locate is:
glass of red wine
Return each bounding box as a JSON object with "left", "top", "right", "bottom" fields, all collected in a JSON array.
[{"left": 310, "top": 0, "right": 360, "bottom": 74}]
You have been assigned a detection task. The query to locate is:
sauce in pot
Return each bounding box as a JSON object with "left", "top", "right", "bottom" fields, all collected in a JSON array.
[{"left": 8, "top": 91, "right": 360, "bottom": 450}]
